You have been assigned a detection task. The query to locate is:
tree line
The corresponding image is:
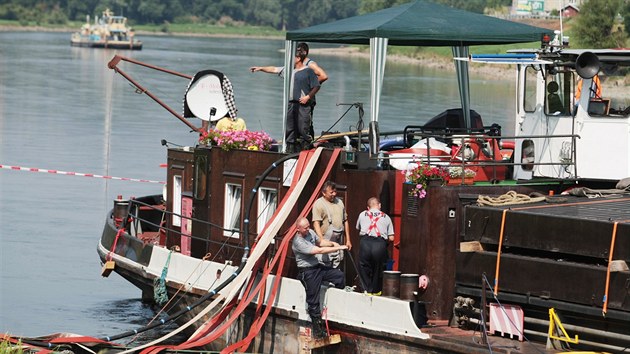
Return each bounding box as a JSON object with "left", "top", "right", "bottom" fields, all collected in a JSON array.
[
  {"left": 1, "top": 0, "right": 628, "bottom": 48},
  {"left": 0, "top": 0, "right": 510, "bottom": 29}
]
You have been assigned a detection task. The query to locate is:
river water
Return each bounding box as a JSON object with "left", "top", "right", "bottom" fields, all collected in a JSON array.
[{"left": 0, "top": 31, "right": 514, "bottom": 342}]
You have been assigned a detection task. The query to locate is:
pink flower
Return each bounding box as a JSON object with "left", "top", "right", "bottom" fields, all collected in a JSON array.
[
  {"left": 199, "top": 129, "right": 274, "bottom": 151},
  {"left": 405, "top": 161, "right": 448, "bottom": 199}
]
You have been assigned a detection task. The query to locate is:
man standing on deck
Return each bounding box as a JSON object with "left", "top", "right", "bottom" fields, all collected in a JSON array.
[
  {"left": 292, "top": 217, "right": 347, "bottom": 339},
  {"left": 356, "top": 197, "right": 395, "bottom": 295},
  {"left": 312, "top": 181, "right": 352, "bottom": 268},
  {"left": 249, "top": 42, "right": 326, "bottom": 152}
]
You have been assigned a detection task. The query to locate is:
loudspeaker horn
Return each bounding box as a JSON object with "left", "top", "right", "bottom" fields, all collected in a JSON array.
[{"left": 575, "top": 51, "right": 600, "bottom": 79}]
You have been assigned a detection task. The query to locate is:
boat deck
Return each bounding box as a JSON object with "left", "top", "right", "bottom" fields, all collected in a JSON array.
[
  {"left": 492, "top": 193, "right": 630, "bottom": 221},
  {"left": 423, "top": 323, "right": 560, "bottom": 353},
  {"left": 455, "top": 192, "right": 630, "bottom": 351},
  {"left": 463, "top": 193, "right": 630, "bottom": 259}
]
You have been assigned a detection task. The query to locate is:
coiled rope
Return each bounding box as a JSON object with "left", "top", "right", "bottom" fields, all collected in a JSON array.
[
  {"left": 153, "top": 251, "right": 172, "bottom": 306},
  {"left": 477, "top": 190, "right": 546, "bottom": 206}
]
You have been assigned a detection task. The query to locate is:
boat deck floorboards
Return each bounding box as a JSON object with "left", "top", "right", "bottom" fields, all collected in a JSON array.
[{"left": 490, "top": 194, "right": 630, "bottom": 222}]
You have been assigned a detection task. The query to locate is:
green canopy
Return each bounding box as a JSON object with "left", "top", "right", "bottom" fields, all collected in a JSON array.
[
  {"left": 280, "top": 1, "right": 553, "bottom": 155},
  {"left": 287, "top": 0, "right": 552, "bottom": 46}
]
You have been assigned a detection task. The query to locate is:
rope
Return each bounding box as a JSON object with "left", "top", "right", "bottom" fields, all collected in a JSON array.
[
  {"left": 153, "top": 252, "right": 172, "bottom": 306},
  {"left": 322, "top": 306, "right": 330, "bottom": 336},
  {"left": 127, "top": 149, "right": 325, "bottom": 354},
  {"left": 477, "top": 191, "right": 546, "bottom": 206},
  {"left": 220, "top": 149, "right": 342, "bottom": 353},
  {"left": 493, "top": 210, "right": 508, "bottom": 295},
  {"left": 481, "top": 275, "right": 546, "bottom": 354},
  {"left": 602, "top": 221, "right": 618, "bottom": 316},
  {"left": 106, "top": 229, "right": 125, "bottom": 262},
  {"left": 0, "top": 164, "right": 164, "bottom": 184},
  {"left": 127, "top": 253, "right": 216, "bottom": 345}
]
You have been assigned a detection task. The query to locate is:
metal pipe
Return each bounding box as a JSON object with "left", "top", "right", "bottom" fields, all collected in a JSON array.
[
  {"left": 524, "top": 316, "right": 630, "bottom": 343},
  {"left": 108, "top": 55, "right": 192, "bottom": 79},
  {"left": 522, "top": 328, "right": 627, "bottom": 352},
  {"left": 107, "top": 55, "right": 200, "bottom": 132}
]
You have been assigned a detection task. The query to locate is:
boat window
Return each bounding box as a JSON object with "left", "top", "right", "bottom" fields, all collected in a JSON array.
[
  {"left": 545, "top": 71, "right": 572, "bottom": 116},
  {"left": 586, "top": 66, "right": 630, "bottom": 117},
  {"left": 172, "top": 175, "right": 182, "bottom": 227},
  {"left": 193, "top": 154, "right": 207, "bottom": 200},
  {"left": 223, "top": 183, "right": 242, "bottom": 238},
  {"left": 521, "top": 140, "right": 535, "bottom": 171},
  {"left": 257, "top": 188, "right": 278, "bottom": 241},
  {"left": 523, "top": 66, "right": 537, "bottom": 113}
]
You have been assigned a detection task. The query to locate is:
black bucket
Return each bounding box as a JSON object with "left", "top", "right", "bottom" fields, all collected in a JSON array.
[
  {"left": 410, "top": 301, "right": 428, "bottom": 327},
  {"left": 382, "top": 270, "right": 401, "bottom": 298},
  {"left": 400, "top": 273, "right": 419, "bottom": 301}
]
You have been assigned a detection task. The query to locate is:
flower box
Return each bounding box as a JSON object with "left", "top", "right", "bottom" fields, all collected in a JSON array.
[
  {"left": 404, "top": 163, "right": 449, "bottom": 199},
  {"left": 199, "top": 129, "right": 274, "bottom": 151},
  {"left": 447, "top": 177, "right": 474, "bottom": 185}
]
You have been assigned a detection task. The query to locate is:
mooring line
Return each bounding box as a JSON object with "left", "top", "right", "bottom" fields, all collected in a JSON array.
[{"left": 0, "top": 164, "right": 165, "bottom": 184}]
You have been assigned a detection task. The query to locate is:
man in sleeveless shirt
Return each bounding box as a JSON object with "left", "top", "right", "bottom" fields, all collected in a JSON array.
[
  {"left": 249, "top": 42, "right": 327, "bottom": 152},
  {"left": 312, "top": 181, "right": 352, "bottom": 268},
  {"left": 355, "top": 197, "right": 394, "bottom": 295}
]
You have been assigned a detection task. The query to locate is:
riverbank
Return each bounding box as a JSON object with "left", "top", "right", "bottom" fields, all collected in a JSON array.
[{"left": 310, "top": 46, "right": 513, "bottom": 79}]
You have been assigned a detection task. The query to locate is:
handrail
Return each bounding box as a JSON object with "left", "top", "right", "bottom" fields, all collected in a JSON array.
[
  {"left": 125, "top": 199, "right": 253, "bottom": 254},
  {"left": 388, "top": 129, "right": 581, "bottom": 180}
]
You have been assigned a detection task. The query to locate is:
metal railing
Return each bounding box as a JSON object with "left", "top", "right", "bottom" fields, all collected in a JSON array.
[
  {"left": 121, "top": 198, "right": 254, "bottom": 259},
  {"left": 383, "top": 125, "right": 580, "bottom": 180}
]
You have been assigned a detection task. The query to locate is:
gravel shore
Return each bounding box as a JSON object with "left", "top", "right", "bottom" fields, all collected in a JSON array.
[{"left": 310, "top": 46, "right": 514, "bottom": 80}]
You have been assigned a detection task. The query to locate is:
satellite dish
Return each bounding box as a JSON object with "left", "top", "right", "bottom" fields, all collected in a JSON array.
[{"left": 185, "top": 73, "right": 228, "bottom": 121}]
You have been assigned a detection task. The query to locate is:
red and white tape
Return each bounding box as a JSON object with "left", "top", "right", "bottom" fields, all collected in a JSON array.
[{"left": 0, "top": 164, "right": 165, "bottom": 184}]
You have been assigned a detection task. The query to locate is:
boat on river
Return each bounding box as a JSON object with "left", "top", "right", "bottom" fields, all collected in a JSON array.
[
  {"left": 96, "top": 56, "right": 630, "bottom": 353},
  {"left": 92, "top": 2, "right": 630, "bottom": 353},
  {"left": 70, "top": 9, "right": 142, "bottom": 50}
]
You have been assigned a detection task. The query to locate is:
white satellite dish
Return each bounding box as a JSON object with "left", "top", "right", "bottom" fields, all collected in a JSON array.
[{"left": 185, "top": 74, "right": 228, "bottom": 122}]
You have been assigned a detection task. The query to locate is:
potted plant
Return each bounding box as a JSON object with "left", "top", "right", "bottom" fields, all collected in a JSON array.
[
  {"left": 404, "top": 163, "right": 449, "bottom": 199},
  {"left": 447, "top": 167, "right": 476, "bottom": 185},
  {"left": 199, "top": 129, "right": 274, "bottom": 151}
]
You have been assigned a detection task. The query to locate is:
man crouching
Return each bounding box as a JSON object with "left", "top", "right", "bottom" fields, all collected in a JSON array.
[{"left": 292, "top": 217, "right": 347, "bottom": 339}]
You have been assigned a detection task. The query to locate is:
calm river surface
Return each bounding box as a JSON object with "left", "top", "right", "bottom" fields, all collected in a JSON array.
[{"left": 0, "top": 31, "right": 514, "bottom": 341}]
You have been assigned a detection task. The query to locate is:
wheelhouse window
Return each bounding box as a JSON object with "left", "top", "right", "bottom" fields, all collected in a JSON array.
[
  {"left": 583, "top": 66, "right": 630, "bottom": 117},
  {"left": 521, "top": 140, "right": 535, "bottom": 171},
  {"left": 172, "top": 175, "right": 182, "bottom": 227},
  {"left": 523, "top": 66, "right": 538, "bottom": 113},
  {"left": 193, "top": 154, "right": 207, "bottom": 200},
  {"left": 223, "top": 183, "right": 242, "bottom": 238},
  {"left": 545, "top": 71, "right": 571, "bottom": 116},
  {"left": 257, "top": 188, "right": 278, "bottom": 238}
]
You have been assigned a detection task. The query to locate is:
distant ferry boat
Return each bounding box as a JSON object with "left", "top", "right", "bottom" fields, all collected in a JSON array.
[{"left": 70, "top": 9, "right": 142, "bottom": 50}]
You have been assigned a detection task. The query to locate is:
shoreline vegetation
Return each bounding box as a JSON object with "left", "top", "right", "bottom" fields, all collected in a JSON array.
[{"left": 0, "top": 23, "right": 522, "bottom": 79}]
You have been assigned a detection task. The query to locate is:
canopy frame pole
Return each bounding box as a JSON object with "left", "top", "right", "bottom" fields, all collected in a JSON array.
[
  {"left": 282, "top": 41, "right": 297, "bottom": 153},
  {"left": 369, "top": 37, "right": 388, "bottom": 158},
  {"left": 452, "top": 45, "right": 471, "bottom": 129}
]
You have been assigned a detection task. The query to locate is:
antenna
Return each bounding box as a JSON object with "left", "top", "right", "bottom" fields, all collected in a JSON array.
[{"left": 559, "top": 0, "right": 563, "bottom": 42}]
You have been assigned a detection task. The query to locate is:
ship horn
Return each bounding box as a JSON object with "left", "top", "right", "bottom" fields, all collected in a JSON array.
[{"left": 575, "top": 51, "right": 600, "bottom": 79}]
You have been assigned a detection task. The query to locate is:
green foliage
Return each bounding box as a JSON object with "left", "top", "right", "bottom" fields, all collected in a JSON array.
[
  {"left": 435, "top": 0, "right": 492, "bottom": 14},
  {"left": 624, "top": 1, "right": 630, "bottom": 37},
  {"left": 44, "top": 4, "right": 68, "bottom": 25},
  {"left": 0, "top": 0, "right": 621, "bottom": 45},
  {"left": 573, "top": 0, "right": 626, "bottom": 48},
  {"left": 0, "top": 337, "right": 24, "bottom": 354},
  {"left": 359, "top": 0, "right": 407, "bottom": 14}
]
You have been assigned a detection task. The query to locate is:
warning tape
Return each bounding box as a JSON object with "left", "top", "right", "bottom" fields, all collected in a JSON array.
[{"left": 0, "top": 164, "right": 165, "bottom": 184}]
